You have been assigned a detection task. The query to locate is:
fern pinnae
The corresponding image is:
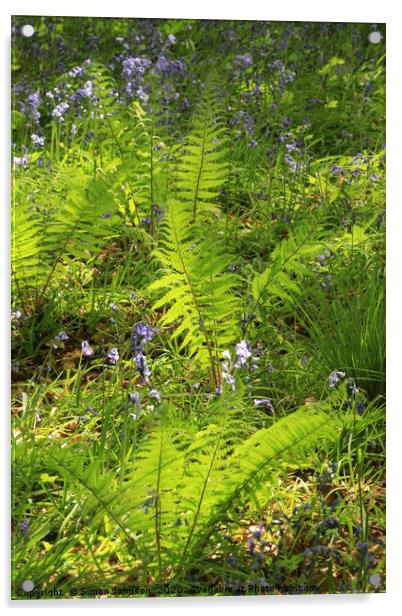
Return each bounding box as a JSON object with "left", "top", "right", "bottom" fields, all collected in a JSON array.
[
  {"left": 178, "top": 423, "right": 223, "bottom": 571},
  {"left": 178, "top": 406, "right": 337, "bottom": 574},
  {"left": 38, "top": 443, "right": 140, "bottom": 558},
  {"left": 169, "top": 206, "right": 219, "bottom": 385}
]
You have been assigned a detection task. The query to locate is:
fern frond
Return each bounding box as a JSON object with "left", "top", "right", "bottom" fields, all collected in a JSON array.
[
  {"left": 175, "top": 79, "right": 228, "bottom": 223},
  {"left": 251, "top": 220, "right": 328, "bottom": 311},
  {"left": 148, "top": 203, "right": 240, "bottom": 382}
]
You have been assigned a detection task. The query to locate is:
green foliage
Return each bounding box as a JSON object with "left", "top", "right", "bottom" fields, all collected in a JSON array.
[
  {"left": 148, "top": 204, "right": 240, "bottom": 383},
  {"left": 175, "top": 79, "right": 228, "bottom": 222},
  {"left": 11, "top": 17, "right": 386, "bottom": 597}
]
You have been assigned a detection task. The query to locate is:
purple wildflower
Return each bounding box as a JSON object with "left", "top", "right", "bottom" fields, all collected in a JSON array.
[
  {"left": 134, "top": 351, "right": 151, "bottom": 382},
  {"left": 253, "top": 399, "right": 274, "bottom": 413},
  {"left": 55, "top": 331, "right": 69, "bottom": 341},
  {"left": 81, "top": 340, "right": 94, "bottom": 357},
  {"left": 31, "top": 133, "right": 45, "bottom": 146},
  {"left": 27, "top": 91, "right": 41, "bottom": 122},
  {"left": 11, "top": 310, "right": 23, "bottom": 323},
  {"left": 149, "top": 389, "right": 161, "bottom": 403},
  {"left": 13, "top": 152, "right": 29, "bottom": 168},
  {"left": 131, "top": 322, "right": 153, "bottom": 353},
  {"left": 234, "top": 340, "right": 252, "bottom": 368},
  {"left": 51, "top": 101, "right": 69, "bottom": 122},
  {"left": 227, "top": 375, "right": 236, "bottom": 391},
  {"left": 128, "top": 392, "right": 140, "bottom": 407},
  {"left": 284, "top": 153, "right": 297, "bottom": 173},
  {"left": 328, "top": 370, "right": 346, "bottom": 388},
  {"left": 20, "top": 519, "right": 29, "bottom": 532},
  {"left": 107, "top": 348, "right": 119, "bottom": 365},
  {"left": 75, "top": 80, "right": 94, "bottom": 98},
  {"left": 331, "top": 165, "right": 343, "bottom": 176}
]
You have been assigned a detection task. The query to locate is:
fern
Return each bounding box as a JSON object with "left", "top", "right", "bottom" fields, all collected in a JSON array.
[
  {"left": 32, "top": 395, "right": 339, "bottom": 584},
  {"left": 251, "top": 219, "right": 328, "bottom": 314},
  {"left": 148, "top": 204, "right": 240, "bottom": 384},
  {"left": 12, "top": 164, "right": 121, "bottom": 305},
  {"left": 175, "top": 79, "right": 228, "bottom": 223}
]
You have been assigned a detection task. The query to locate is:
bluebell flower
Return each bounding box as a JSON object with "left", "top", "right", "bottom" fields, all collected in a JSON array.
[
  {"left": 149, "top": 389, "right": 161, "bottom": 403},
  {"left": 131, "top": 322, "right": 153, "bottom": 354},
  {"left": 109, "top": 303, "right": 119, "bottom": 313},
  {"left": 167, "top": 33, "right": 176, "bottom": 45},
  {"left": 233, "top": 54, "right": 253, "bottom": 68},
  {"left": 331, "top": 165, "right": 343, "bottom": 176},
  {"left": 55, "top": 331, "right": 69, "bottom": 341},
  {"left": 273, "top": 59, "right": 284, "bottom": 70},
  {"left": 128, "top": 392, "right": 140, "bottom": 407},
  {"left": 130, "top": 292, "right": 136, "bottom": 300},
  {"left": 284, "top": 153, "right": 297, "bottom": 173},
  {"left": 20, "top": 519, "right": 29, "bottom": 532},
  {"left": 13, "top": 152, "right": 29, "bottom": 168},
  {"left": 75, "top": 80, "right": 94, "bottom": 98},
  {"left": 27, "top": 91, "right": 41, "bottom": 122},
  {"left": 253, "top": 399, "right": 274, "bottom": 413},
  {"left": 31, "top": 133, "right": 45, "bottom": 146},
  {"left": 347, "top": 378, "right": 358, "bottom": 395},
  {"left": 68, "top": 65, "right": 85, "bottom": 77},
  {"left": 215, "top": 385, "right": 222, "bottom": 396},
  {"left": 134, "top": 351, "right": 151, "bottom": 382},
  {"left": 11, "top": 310, "right": 23, "bottom": 323},
  {"left": 227, "top": 375, "right": 236, "bottom": 391},
  {"left": 234, "top": 340, "right": 252, "bottom": 368},
  {"left": 356, "top": 399, "right": 366, "bottom": 414},
  {"left": 327, "top": 370, "right": 346, "bottom": 388},
  {"left": 107, "top": 348, "right": 119, "bottom": 365},
  {"left": 51, "top": 101, "right": 69, "bottom": 122},
  {"left": 81, "top": 340, "right": 94, "bottom": 357}
]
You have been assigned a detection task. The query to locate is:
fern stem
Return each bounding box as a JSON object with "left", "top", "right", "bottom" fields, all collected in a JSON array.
[
  {"left": 178, "top": 427, "right": 223, "bottom": 570},
  {"left": 192, "top": 122, "right": 207, "bottom": 223},
  {"left": 154, "top": 424, "right": 164, "bottom": 580}
]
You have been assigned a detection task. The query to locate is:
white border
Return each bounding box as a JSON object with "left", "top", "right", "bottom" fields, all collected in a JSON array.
[{"left": 2, "top": 1, "right": 401, "bottom": 614}]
